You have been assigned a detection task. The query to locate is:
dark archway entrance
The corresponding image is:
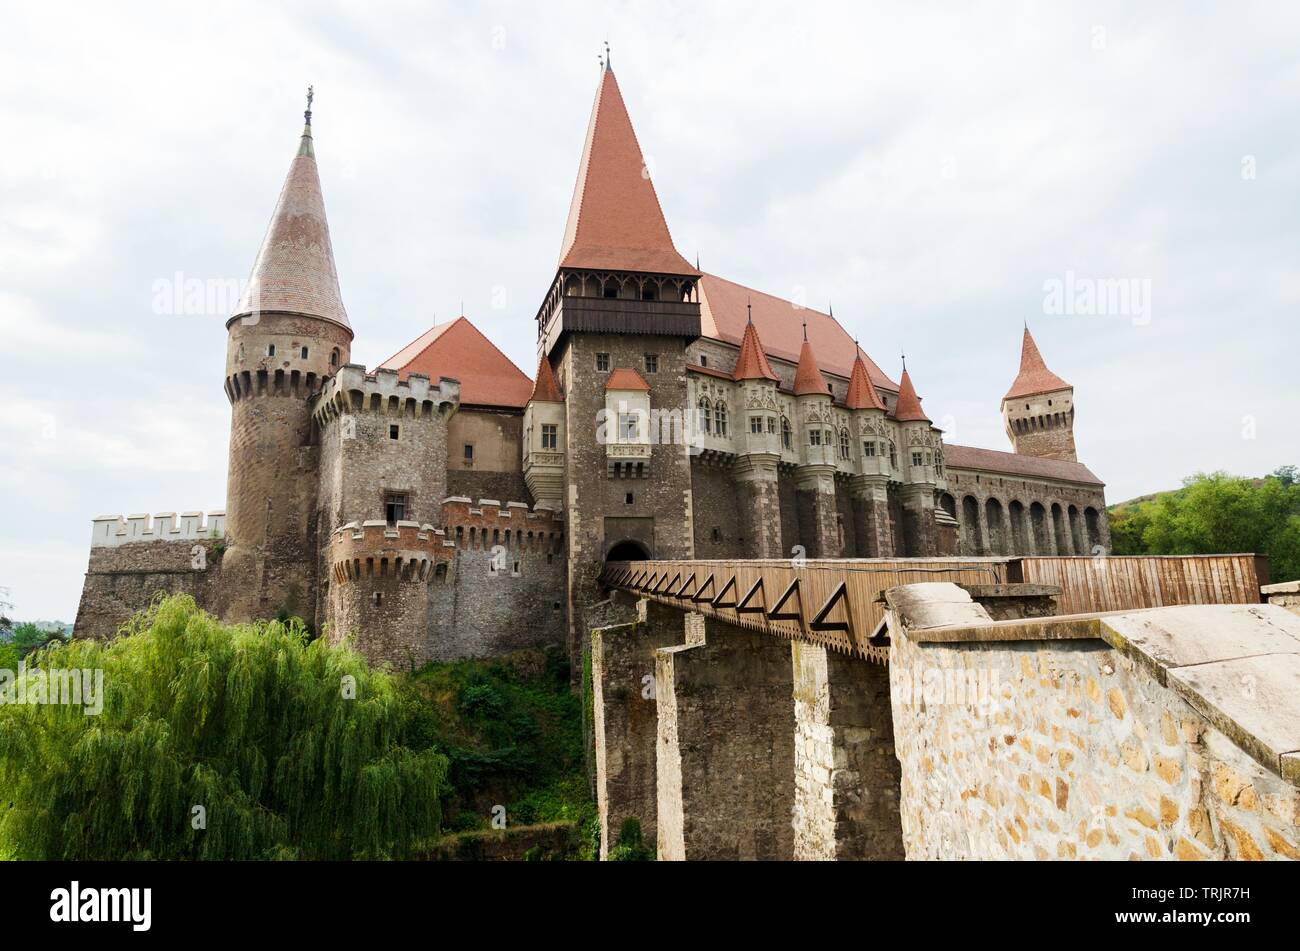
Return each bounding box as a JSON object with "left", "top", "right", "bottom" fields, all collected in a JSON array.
[{"left": 605, "top": 540, "right": 650, "bottom": 562}]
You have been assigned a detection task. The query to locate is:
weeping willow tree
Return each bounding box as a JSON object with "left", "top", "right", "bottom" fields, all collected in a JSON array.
[{"left": 0, "top": 595, "right": 447, "bottom": 860}]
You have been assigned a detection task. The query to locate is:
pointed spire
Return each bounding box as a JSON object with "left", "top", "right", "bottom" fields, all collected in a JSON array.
[
  {"left": 558, "top": 66, "right": 697, "bottom": 275},
  {"left": 530, "top": 354, "right": 564, "bottom": 403},
  {"left": 793, "top": 335, "right": 828, "bottom": 396},
  {"left": 232, "top": 93, "right": 349, "bottom": 330},
  {"left": 845, "top": 348, "right": 886, "bottom": 410},
  {"left": 893, "top": 365, "right": 929, "bottom": 422},
  {"left": 1004, "top": 326, "right": 1070, "bottom": 400},
  {"left": 732, "top": 317, "right": 779, "bottom": 382}
]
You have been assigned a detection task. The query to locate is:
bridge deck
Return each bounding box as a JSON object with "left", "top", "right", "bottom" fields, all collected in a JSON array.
[{"left": 600, "top": 555, "right": 1267, "bottom": 663}]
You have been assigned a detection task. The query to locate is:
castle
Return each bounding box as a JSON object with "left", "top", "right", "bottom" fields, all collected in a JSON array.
[{"left": 75, "top": 63, "right": 1110, "bottom": 668}]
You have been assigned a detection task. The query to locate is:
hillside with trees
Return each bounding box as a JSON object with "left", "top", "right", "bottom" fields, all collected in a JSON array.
[{"left": 1108, "top": 466, "right": 1300, "bottom": 583}]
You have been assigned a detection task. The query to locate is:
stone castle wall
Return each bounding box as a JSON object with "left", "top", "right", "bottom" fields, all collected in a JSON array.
[{"left": 886, "top": 587, "right": 1300, "bottom": 861}]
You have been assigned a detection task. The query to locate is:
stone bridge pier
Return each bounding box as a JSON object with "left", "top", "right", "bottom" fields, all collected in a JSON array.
[{"left": 590, "top": 598, "right": 903, "bottom": 860}]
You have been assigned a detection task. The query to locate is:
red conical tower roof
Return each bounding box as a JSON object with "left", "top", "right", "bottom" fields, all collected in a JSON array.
[
  {"left": 732, "top": 315, "right": 779, "bottom": 382},
  {"left": 893, "top": 367, "right": 930, "bottom": 422},
  {"left": 559, "top": 66, "right": 697, "bottom": 276},
  {"left": 232, "top": 101, "right": 349, "bottom": 330},
  {"left": 793, "top": 331, "right": 828, "bottom": 396},
  {"left": 1005, "top": 326, "right": 1070, "bottom": 400},
  {"left": 845, "top": 348, "right": 886, "bottom": 410},
  {"left": 530, "top": 354, "right": 564, "bottom": 402}
]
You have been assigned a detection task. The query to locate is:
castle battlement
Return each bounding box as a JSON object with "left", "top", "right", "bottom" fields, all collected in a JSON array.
[
  {"left": 440, "top": 497, "right": 564, "bottom": 553},
  {"left": 312, "top": 363, "right": 460, "bottom": 427},
  {"left": 90, "top": 511, "right": 226, "bottom": 548},
  {"left": 330, "top": 519, "right": 454, "bottom": 585}
]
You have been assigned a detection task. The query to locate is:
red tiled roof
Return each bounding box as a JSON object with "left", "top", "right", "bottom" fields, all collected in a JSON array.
[
  {"left": 232, "top": 123, "right": 350, "bottom": 330},
  {"left": 530, "top": 354, "right": 564, "bottom": 402},
  {"left": 559, "top": 68, "right": 697, "bottom": 276},
  {"left": 944, "top": 444, "right": 1103, "bottom": 486},
  {"left": 1005, "top": 327, "right": 1070, "bottom": 400},
  {"left": 732, "top": 319, "right": 779, "bottom": 382},
  {"left": 686, "top": 363, "right": 735, "bottom": 381},
  {"left": 845, "top": 350, "right": 886, "bottom": 410},
  {"left": 698, "top": 273, "right": 895, "bottom": 389},
  {"left": 793, "top": 336, "right": 829, "bottom": 396},
  {"left": 893, "top": 368, "right": 929, "bottom": 422},
  {"left": 379, "top": 316, "right": 533, "bottom": 408},
  {"left": 605, "top": 367, "right": 651, "bottom": 391}
]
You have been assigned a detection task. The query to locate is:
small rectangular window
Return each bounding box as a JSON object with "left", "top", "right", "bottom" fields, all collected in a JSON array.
[
  {"left": 766, "top": 417, "right": 776, "bottom": 434},
  {"left": 750, "top": 416, "right": 763, "bottom": 434},
  {"left": 700, "top": 355, "right": 708, "bottom": 367},
  {"left": 389, "top": 424, "right": 399, "bottom": 440},
  {"left": 266, "top": 344, "right": 276, "bottom": 357},
  {"left": 644, "top": 354, "right": 658, "bottom": 374},
  {"left": 385, "top": 493, "right": 407, "bottom": 524},
  {"left": 810, "top": 430, "right": 822, "bottom": 447},
  {"left": 864, "top": 441, "right": 876, "bottom": 458},
  {"left": 912, "top": 451, "right": 924, "bottom": 467},
  {"left": 595, "top": 353, "right": 610, "bottom": 372},
  {"left": 541, "top": 424, "right": 557, "bottom": 450},
  {"left": 619, "top": 413, "right": 639, "bottom": 442},
  {"left": 464, "top": 444, "right": 474, "bottom": 461},
  {"left": 301, "top": 346, "right": 309, "bottom": 359}
]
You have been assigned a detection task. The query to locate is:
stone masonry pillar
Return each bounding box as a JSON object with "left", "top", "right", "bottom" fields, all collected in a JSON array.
[
  {"left": 795, "top": 465, "right": 840, "bottom": 558},
  {"left": 733, "top": 455, "right": 783, "bottom": 558},
  {"left": 850, "top": 474, "right": 894, "bottom": 557},
  {"left": 591, "top": 599, "right": 693, "bottom": 860},
  {"left": 792, "top": 642, "right": 904, "bottom": 860},
  {"left": 656, "top": 617, "right": 795, "bottom": 860},
  {"left": 901, "top": 483, "right": 938, "bottom": 557}
]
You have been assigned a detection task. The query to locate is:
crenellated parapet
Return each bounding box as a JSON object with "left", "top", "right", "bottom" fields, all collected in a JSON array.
[
  {"left": 312, "top": 364, "right": 459, "bottom": 429},
  {"left": 329, "top": 519, "right": 454, "bottom": 586},
  {"left": 440, "top": 497, "right": 564, "bottom": 553},
  {"left": 90, "top": 511, "right": 226, "bottom": 548}
]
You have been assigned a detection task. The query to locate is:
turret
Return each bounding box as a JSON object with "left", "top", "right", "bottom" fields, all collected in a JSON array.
[
  {"left": 893, "top": 362, "right": 941, "bottom": 556},
  {"left": 730, "top": 313, "right": 783, "bottom": 556},
  {"left": 523, "top": 354, "right": 566, "bottom": 508},
  {"left": 845, "top": 348, "right": 893, "bottom": 556},
  {"left": 221, "top": 90, "right": 353, "bottom": 623},
  {"left": 792, "top": 330, "right": 839, "bottom": 555},
  {"left": 1002, "top": 326, "right": 1076, "bottom": 462}
]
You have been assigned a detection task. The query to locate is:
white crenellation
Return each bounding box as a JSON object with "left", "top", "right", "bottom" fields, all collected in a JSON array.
[{"left": 91, "top": 511, "right": 226, "bottom": 547}]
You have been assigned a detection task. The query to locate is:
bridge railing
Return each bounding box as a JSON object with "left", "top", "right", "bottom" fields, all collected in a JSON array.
[
  {"left": 601, "top": 558, "right": 1012, "bottom": 661},
  {"left": 601, "top": 554, "right": 1268, "bottom": 663}
]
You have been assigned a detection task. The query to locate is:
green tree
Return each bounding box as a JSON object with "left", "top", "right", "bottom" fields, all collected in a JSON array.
[
  {"left": 10, "top": 622, "right": 66, "bottom": 659},
  {"left": 0, "top": 595, "right": 447, "bottom": 860},
  {"left": 1109, "top": 469, "right": 1300, "bottom": 582}
]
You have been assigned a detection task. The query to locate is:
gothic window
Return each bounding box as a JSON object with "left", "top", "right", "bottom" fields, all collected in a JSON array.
[
  {"left": 385, "top": 493, "right": 407, "bottom": 524},
  {"left": 864, "top": 441, "right": 876, "bottom": 458},
  {"left": 839, "top": 429, "right": 850, "bottom": 460},
  {"left": 541, "top": 424, "right": 557, "bottom": 450},
  {"left": 715, "top": 402, "right": 728, "bottom": 436},
  {"left": 781, "top": 416, "right": 792, "bottom": 449},
  {"left": 330, "top": 348, "right": 339, "bottom": 366},
  {"left": 750, "top": 416, "right": 763, "bottom": 434},
  {"left": 766, "top": 416, "right": 776, "bottom": 434},
  {"left": 698, "top": 397, "right": 712, "bottom": 434},
  {"left": 810, "top": 429, "right": 822, "bottom": 447},
  {"left": 596, "top": 353, "right": 610, "bottom": 372},
  {"left": 889, "top": 441, "right": 897, "bottom": 468},
  {"left": 912, "top": 450, "right": 924, "bottom": 467}
]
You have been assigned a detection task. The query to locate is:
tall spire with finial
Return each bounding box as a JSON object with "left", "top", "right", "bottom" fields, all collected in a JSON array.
[
  {"left": 605, "top": 40, "right": 611, "bottom": 69},
  {"left": 793, "top": 326, "right": 827, "bottom": 395},
  {"left": 231, "top": 86, "right": 348, "bottom": 329}
]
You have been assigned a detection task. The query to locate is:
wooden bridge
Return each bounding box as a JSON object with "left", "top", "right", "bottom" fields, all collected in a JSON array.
[{"left": 600, "top": 553, "right": 1269, "bottom": 663}]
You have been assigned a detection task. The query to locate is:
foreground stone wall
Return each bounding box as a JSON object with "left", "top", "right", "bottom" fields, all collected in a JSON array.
[
  {"left": 886, "top": 586, "right": 1300, "bottom": 860},
  {"left": 75, "top": 539, "right": 223, "bottom": 639}
]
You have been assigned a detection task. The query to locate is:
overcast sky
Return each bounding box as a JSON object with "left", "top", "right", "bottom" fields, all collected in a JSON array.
[{"left": 2, "top": 1, "right": 1297, "bottom": 622}]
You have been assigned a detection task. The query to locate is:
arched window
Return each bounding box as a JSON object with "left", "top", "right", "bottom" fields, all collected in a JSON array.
[
  {"left": 698, "top": 397, "right": 712, "bottom": 434},
  {"left": 780, "top": 416, "right": 792, "bottom": 449},
  {"left": 330, "top": 347, "right": 339, "bottom": 367},
  {"left": 839, "top": 428, "right": 850, "bottom": 460},
  {"left": 888, "top": 440, "right": 897, "bottom": 468},
  {"left": 715, "top": 402, "right": 728, "bottom": 436}
]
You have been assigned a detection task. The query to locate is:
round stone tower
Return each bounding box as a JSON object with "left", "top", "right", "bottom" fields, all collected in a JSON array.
[{"left": 221, "top": 94, "right": 353, "bottom": 623}]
